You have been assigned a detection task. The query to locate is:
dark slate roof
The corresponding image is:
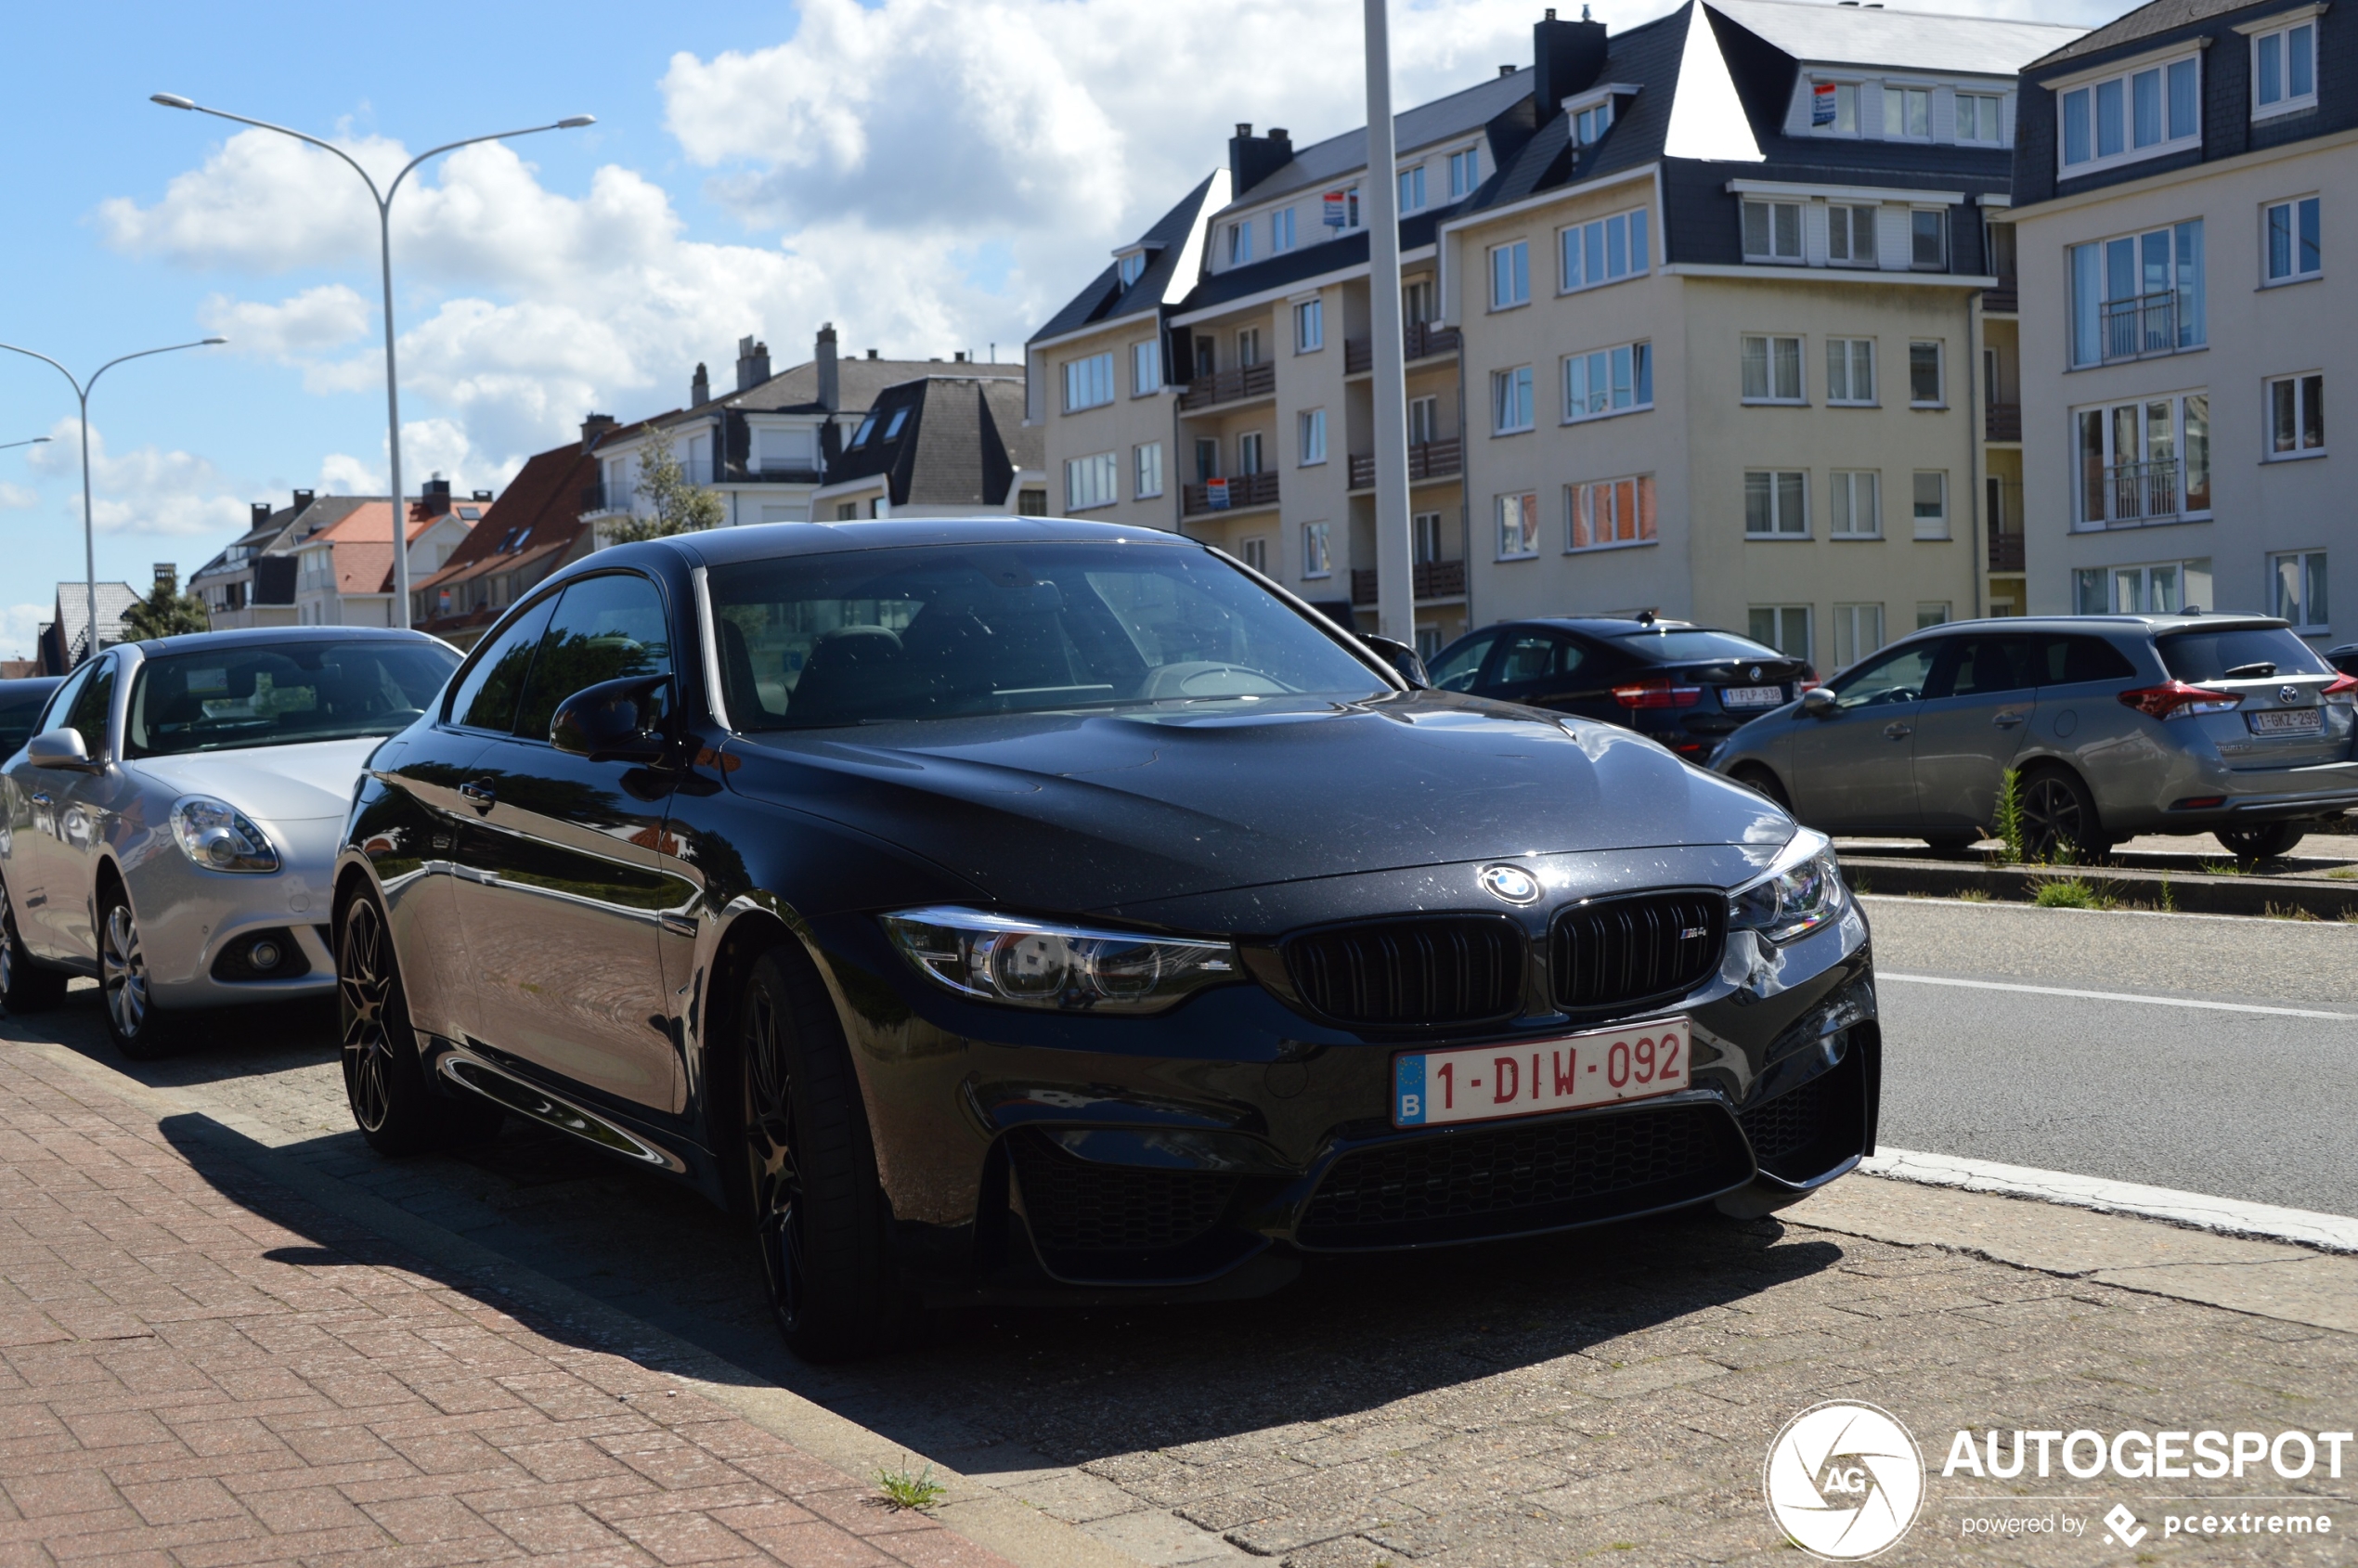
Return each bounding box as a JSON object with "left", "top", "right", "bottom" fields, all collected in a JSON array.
[
  {"left": 642, "top": 353, "right": 1012, "bottom": 428},
  {"left": 2030, "top": 0, "right": 2267, "bottom": 69},
  {"left": 1228, "top": 67, "right": 1541, "bottom": 209},
  {"left": 823, "top": 377, "right": 1041, "bottom": 509},
  {"left": 1030, "top": 174, "right": 1221, "bottom": 344},
  {"left": 190, "top": 494, "right": 372, "bottom": 585}
]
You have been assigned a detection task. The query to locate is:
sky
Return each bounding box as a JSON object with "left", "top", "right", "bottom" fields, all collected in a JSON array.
[{"left": 0, "top": 0, "right": 2127, "bottom": 659}]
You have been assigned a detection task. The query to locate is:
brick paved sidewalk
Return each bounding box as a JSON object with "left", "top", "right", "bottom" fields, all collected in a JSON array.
[{"left": 0, "top": 1044, "right": 1006, "bottom": 1568}]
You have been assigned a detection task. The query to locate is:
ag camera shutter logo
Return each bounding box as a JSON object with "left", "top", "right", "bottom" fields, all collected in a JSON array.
[{"left": 1764, "top": 1402, "right": 1925, "bottom": 1560}]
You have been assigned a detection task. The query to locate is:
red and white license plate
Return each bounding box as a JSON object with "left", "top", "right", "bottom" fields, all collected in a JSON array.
[
  {"left": 1722, "top": 684, "right": 1786, "bottom": 709},
  {"left": 1393, "top": 1017, "right": 1691, "bottom": 1128},
  {"left": 2249, "top": 707, "right": 2323, "bottom": 734}
]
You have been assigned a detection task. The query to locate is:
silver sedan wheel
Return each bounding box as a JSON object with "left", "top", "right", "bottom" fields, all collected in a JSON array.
[
  {"left": 100, "top": 901, "right": 149, "bottom": 1039},
  {"left": 0, "top": 881, "right": 16, "bottom": 999}
]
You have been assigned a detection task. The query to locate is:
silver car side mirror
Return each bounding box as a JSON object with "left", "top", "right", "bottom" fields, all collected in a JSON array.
[
  {"left": 1799, "top": 687, "right": 1837, "bottom": 719},
  {"left": 25, "top": 729, "right": 96, "bottom": 771}
]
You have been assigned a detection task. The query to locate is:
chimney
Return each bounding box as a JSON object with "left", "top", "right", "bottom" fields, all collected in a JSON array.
[
  {"left": 422, "top": 476, "right": 452, "bottom": 517},
  {"left": 954, "top": 350, "right": 967, "bottom": 362},
  {"left": 250, "top": 502, "right": 272, "bottom": 530},
  {"left": 472, "top": 489, "right": 494, "bottom": 502},
  {"left": 816, "top": 323, "right": 840, "bottom": 411},
  {"left": 1534, "top": 6, "right": 1610, "bottom": 111},
  {"left": 581, "top": 413, "right": 617, "bottom": 451},
  {"left": 866, "top": 348, "right": 878, "bottom": 360},
  {"left": 292, "top": 488, "right": 315, "bottom": 517},
  {"left": 153, "top": 564, "right": 177, "bottom": 597},
  {"left": 734, "top": 334, "right": 772, "bottom": 391},
  {"left": 1227, "top": 123, "right": 1293, "bottom": 198},
  {"left": 691, "top": 361, "right": 710, "bottom": 406}
]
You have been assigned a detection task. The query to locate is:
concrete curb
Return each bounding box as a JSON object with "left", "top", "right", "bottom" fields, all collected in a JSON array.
[
  {"left": 1837, "top": 851, "right": 2358, "bottom": 917},
  {"left": 4, "top": 1034, "right": 1153, "bottom": 1568}
]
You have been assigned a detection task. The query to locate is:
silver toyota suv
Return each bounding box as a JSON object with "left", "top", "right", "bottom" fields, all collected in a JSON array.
[{"left": 1711, "top": 615, "right": 2358, "bottom": 861}]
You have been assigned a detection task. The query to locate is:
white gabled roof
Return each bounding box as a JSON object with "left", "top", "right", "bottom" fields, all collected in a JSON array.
[{"left": 1710, "top": 0, "right": 2087, "bottom": 78}]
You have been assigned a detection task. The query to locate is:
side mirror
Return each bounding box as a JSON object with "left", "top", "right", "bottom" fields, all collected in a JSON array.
[
  {"left": 551, "top": 675, "right": 674, "bottom": 763},
  {"left": 1799, "top": 687, "right": 1837, "bottom": 719},
  {"left": 1359, "top": 633, "right": 1430, "bottom": 689},
  {"left": 25, "top": 729, "right": 95, "bottom": 771}
]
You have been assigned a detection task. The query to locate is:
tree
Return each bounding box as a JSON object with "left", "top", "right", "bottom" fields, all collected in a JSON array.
[
  {"left": 607, "top": 443, "right": 725, "bottom": 543},
  {"left": 121, "top": 573, "right": 209, "bottom": 640}
]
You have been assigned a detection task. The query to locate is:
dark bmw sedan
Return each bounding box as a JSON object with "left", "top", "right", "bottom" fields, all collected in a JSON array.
[
  {"left": 1426, "top": 618, "right": 1812, "bottom": 760},
  {"left": 334, "top": 520, "right": 1877, "bottom": 1358}
]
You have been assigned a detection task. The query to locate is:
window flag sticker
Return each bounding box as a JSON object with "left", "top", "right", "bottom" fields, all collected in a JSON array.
[{"left": 1812, "top": 82, "right": 1839, "bottom": 126}]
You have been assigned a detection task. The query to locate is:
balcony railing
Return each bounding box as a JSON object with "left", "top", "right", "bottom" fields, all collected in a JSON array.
[
  {"left": 1986, "top": 403, "right": 2021, "bottom": 442},
  {"left": 2101, "top": 292, "right": 2183, "bottom": 362},
  {"left": 1342, "top": 321, "right": 1463, "bottom": 375},
  {"left": 1350, "top": 559, "right": 1467, "bottom": 605},
  {"left": 1982, "top": 278, "right": 2018, "bottom": 315},
  {"left": 1347, "top": 439, "right": 1465, "bottom": 490},
  {"left": 1988, "top": 531, "right": 2025, "bottom": 571},
  {"left": 2092, "top": 458, "right": 2181, "bottom": 525},
  {"left": 1178, "top": 362, "right": 1276, "bottom": 410},
  {"left": 580, "top": 481, "right": 623, "bottom": 515},
  {"left": 1181, "top": 471, "right": 1279, "bottom": 516}
]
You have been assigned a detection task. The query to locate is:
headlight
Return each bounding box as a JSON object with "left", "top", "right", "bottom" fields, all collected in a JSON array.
[
  {"left": 171, "top": 796, "right": 280, "bottom": 874},
  {"left": 881, "top": 906, "right": 1238, "bottom": 1014},
  {"left": 1728, "top": 828, "right": 1845, "bottom": 943}
]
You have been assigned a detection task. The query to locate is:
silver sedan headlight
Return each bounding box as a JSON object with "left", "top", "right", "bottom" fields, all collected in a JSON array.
[
  {"left": 1728, "top": 828, "right": 1846, "bottom": 943},
  {"left": 171, "top": 795, "right": 280, "bottom": 874},
  {"left": 882, "top": 906, "right": 1237, "bottom": 1014}
]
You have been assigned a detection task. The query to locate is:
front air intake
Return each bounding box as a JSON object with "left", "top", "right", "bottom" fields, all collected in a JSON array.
[
  {"left": 1549, "top": 890, "right": 1725, "bottom": 1016},
  {"left": 1281, "top": 915, "right": 1524, "bottom": 1027}
]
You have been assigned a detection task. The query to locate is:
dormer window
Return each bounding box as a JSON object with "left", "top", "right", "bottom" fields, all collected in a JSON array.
[
  {"left": 1447, "top": 147, "right": 1481, "bottom": 198},
  {"left": 1564, "top": 84, "right": 1637, "bottom": 149},
  {"left": 1574, "top": 101, "right": 1612, "bottom": 145},
  {"left": 1956, "top": 94, "right": 2004, "bottom": 145},
  {"left": 2248, "top": 15, "right": 2319, "bottom": 119},
  {"left": 884, "top": 408, "right": 910, "bottom": 440},
  {"left": 1117, "top": 251, "right": 1147, "bottom": 287},
  {"left": 851, "top": 414, "right": 877, "bottom": 447},
  {"left": 1811, "top": 81, "right": 1859, "bottom": 136}
]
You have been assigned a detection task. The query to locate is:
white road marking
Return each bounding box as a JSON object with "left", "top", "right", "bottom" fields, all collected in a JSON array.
[
  {"left": 1864, "top": 1147, "right": 2358, "bottom": 1254},
  {"left": 1878, "top": 971, "right": 2358, "bottom": 1021}
]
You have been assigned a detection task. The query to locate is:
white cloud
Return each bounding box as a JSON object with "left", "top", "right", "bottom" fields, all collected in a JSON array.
[
  {"left": 0, "top": 482, "right": 35, "bottom": 512},
  {"left": 23, "top": 418, "right": 251, "bottom": 539},
  {"left": 1, "top": 603, "right": 48, "bottom": 663},
  {"left": 199, "top": 283, "right": 373, "bottom": 365},
  {"left": 318, "top": 453, "right": 383, "bottom": 495}
]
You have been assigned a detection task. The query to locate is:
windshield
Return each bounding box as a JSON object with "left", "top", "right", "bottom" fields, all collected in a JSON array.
[
  {"left": 128, "top": 641, "right": 460, "bottom": 757},
  {"left": 706, "top": 541, "right": 1389, "bottom": 729},
  {"left": 2157, "top": 626, "right": 2331, "bottom": 682},
  {"left": 1612, "top": 629, "right": 1786, "bottom": 664}
]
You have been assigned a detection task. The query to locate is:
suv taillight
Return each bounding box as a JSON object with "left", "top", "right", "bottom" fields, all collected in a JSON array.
[
  {"left": 1613, "top": 676, "right": 1702, "bottom": 708},
  {"left": 2118, "top": 680, "right": 2244, "bottom": 719},
  {"left": 2325, "top": 674, "right": 2358, "bottom": 705}
]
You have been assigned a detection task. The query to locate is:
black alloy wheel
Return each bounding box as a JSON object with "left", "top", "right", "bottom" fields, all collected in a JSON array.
[
  {"left": 2019, "top": 768, "right": 2107, "bottom": 864},
  {"left": 2216, "top": 823, "right": 2306, "bottom": 862},
  {"left": 98, "top": 882, "right": 177, "bottom": 1060},
  {"left": 338, "top": 888, "right": 499, "bottom": 1155},
  {"left": 0, "top": 877, "right": 66, "bottom": 1015},
  {"left": 736, "top": 944, "right": 894, "bottom": 1362}
]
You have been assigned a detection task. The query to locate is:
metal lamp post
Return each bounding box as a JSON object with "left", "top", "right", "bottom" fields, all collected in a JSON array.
[
  {"left": 150, "top": 95, "right": 593, "bottom": 628},
  {"left": 1362, "top": 0, "right": 1416, "bottom": 649},
  {"left": 0, "top": 436, "right": 51, "bottom": 454},
  {"left": 0, "top": 340, "right": 225, "bottom": 666}
]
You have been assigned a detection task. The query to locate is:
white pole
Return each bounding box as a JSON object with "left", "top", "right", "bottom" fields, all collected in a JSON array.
[{"left": 1364, "top": 0, "right": 1416, "bottom": 649}]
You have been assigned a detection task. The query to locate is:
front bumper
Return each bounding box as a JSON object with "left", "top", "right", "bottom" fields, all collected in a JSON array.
[{"left": 124, "top": 814, "right": 343, "bottom": 1010}]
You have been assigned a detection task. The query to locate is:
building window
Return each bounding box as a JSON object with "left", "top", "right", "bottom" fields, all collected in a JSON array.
[
  {"left": 1912, "top": 472, "right": 1950, "bottom": 538},
  {"left": 1917, "top": 602, "right": 1952, "bottom": 628},
  {"left": 1890, "top": 85, "right": 1931, "bottom": 139},
  {"left": 1271, "top": 207, "right": 1296, "bottom": 253},
  {"left": 2076, "top": 559, "right": 2213, "bottom": 615},
  {"left": 1911, "top": 209, "right": 1948, "bottom": 269},
  {"left": 1409, "top": 395, "right": 1440, "bottom": 444},
  {"left": 1490, "top": 240, "right": 1530, "bottom": 308},
  {"left": 1193, "top": 437, "right": 1219, "bottom": 483},
  {"left": 1825, "top": 338, "right": 1875, "bottom": 406},
  {"left": 1404, "top": 279, "right": 1436, "bottom": 325},
  {"left": 1240, "top": 536, "right": 1268, "bottom": 572},
  {"left": 1298, "top": 408, "right": 1328, "bottom": 466},
  {"left": 2077, "top": 393, "right": 2211, "bottom": 525},
  {"left": 1227, "top": 222, "right": 1252, "bottom": 266},
  {"left": 1302, "top": 522, "right": 1332, "bottom": 578},
  {"left": 1237, "top": 431, "right": 1264, "bottom": 474},
  {"left": 1323, "top": 185, "right": 1362, "bottom": 231},
  {"left": 1134, "top": 442, "right": 1164, "bottom": 499},
  {"left": 1810, "top": 81, "right": 1859, "bottom": 135},
  {"left": 1062, "top": 353, "right": 1114, "bottom": 412},
  {"left": 1398, "top": 166, "right": 1426, "bottom": 213},
  {"left": 1017, "top": 487, "right": 1047, "bottom": 516},
  {"left": 2059, "top": 54, "right": 2200, "bottom": 174},
  {"left": 1566, "top": 474, "right": 1657, "bottom": 551},
  {"left": 1829, "top": 471, "right": 1881, "bottom": 538},
  {"left": 1909, "top": 342, "right": 1944, "bottom": 407},
  {"left": 1827, "top": 204, "right": 1878, "bottom": 266},
  {"left": 1749, "top": 605, "right": 1813, "bottom": 663},
  {"left": 1448, "top": 147, "right": 1481, "bottom": 199},
  {"left": 2268, "top": 372, "right": 2326, "bottom": 457},
  {"left": 2274, "top": 551, "right": 2329, "bottom": 629},
  {"left": 1957, "top": 94, "right": 2003, "bottom": 145},
  {"left": 1743, "top": 200, "right": 1803, "bottom": 262},
  {"left": 1294, "top": 298, "right": 1324, "bottom": 353},
  {"left": 1493, "top": 366, "right": 1535, "bottom": 434},
  {"left": 1064, "top": 451, "right": 1118, "bottom": 511},
  {"left": 1742, "top": 335, "right": 1805, "bottom": 403},
  {"left": 1574, "top": 99, "right": 1613, "bottom": 145},
  {"left": 1560, "top": 207, "right": 1650, "bottom": 291},
  {"left": 1194, "top": 336, "right": 1216, "bottom": 379},
  {"left": 2069, "top": 220, "right": 2205, "bottom": 366},
  {"left": 1117, "top": 252, "right": 1146, "bottom": 287},
  {"left": 1564, "top": 341, "right": 1652, "bottom": 421},
  {"left": 2251, "top": 19, "right": 2319, "bottom": 118},
  {"left": 1496, "top": 493, "right": 1540, "bottom": 559},
  {"left": 2266, "top": 196, "right": 2323, "bottom": 282},
  {"left": 1237, "top": 327, "right": 1263, "bottom": 367},
  {"left": 1132, "top": 339, "right": 1161, "bottom": 395},
  {"left": 1744, "top": 471, "right": 1807, "bottom": 537},
  {"left": 1413, "top": 512, "right": 1444, "bottom": 563},
  {"left": 1832, "top": 604, "right": 1885, "bottom": 670}
]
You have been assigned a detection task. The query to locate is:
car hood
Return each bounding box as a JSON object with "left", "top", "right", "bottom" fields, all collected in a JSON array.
[
  {"left": 125, "top": 736, "right": 382, "bottom": 823},
  {"left": 721, "top": 692, "right": 1789, "bottom": 915}
]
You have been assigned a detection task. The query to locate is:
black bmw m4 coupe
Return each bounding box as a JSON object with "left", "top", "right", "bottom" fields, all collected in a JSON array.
[{"left": 334, "top": 519, "right": 1878, "bottom": 1358}]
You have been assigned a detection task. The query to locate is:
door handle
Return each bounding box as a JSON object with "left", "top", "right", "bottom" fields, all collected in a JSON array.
[
  {"left": 1883, "top": 722, "right": 1912, "bottom": 740},
  {"left": 29, "top": 792, "right": 50, "bottom": 807},
  {"left": 458, "top": 781, "right": 497, "bottom": 812},
  {"left": 1992, "top": 712, "right": 2025, "bottom": 728}
]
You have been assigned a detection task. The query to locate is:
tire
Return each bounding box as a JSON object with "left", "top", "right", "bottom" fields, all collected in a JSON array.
[
  {"left": 735, "top": 943, "right": 896, "bottom": 1362},
  {"left": 2216, "top": 823, "right": 2306, "bottom": 862},
  {"left": 1731, "top": 764, "right": 1791, "bottom": 811},
  {"left": 337, "top": 887, "right": 501, "bottom": 1155},
  {"left": 0, "top": 875, "right": 68, "bottom": 1015},
  {"left": 2018, "top": 767, "right": 2108, "bottom": 864},
  {"left": 97, "top": 881, "right": 179, "bottom": 1060}
]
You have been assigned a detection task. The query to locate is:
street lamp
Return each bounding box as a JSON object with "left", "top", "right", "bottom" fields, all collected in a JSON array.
[
  {"left": 0, "top": 436, "right": 51, "bottom": 453},
  {"left": 0, "top": 340, "right": 225, "bottom": 666},
  {"left": 150, "top": 94, "right": 594, "bottom": 627}
]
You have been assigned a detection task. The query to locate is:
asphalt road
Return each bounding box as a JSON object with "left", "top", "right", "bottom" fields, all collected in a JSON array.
[{"left": 1861, "top": 895, "right": 2358, "bottom": 1219}]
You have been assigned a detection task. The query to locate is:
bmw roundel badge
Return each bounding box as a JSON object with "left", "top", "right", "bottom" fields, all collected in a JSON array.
[
  {"left": 1478, "top": 862, "right": 1542, "bottom": 905},
  {"left": 1749, "top": 665, "right": 1763, "bottom": 681}
]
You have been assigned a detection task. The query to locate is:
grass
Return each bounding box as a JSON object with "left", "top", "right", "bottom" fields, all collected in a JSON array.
[
  {"left": 2032, "top": 877, "right": 2110, "bottom": 910},
  {"left": 875, "top": 1463, "right": 947, "bottom": 1512},
  {"left": 2198, "top": 860, "right": 2247, "bottom": 877},
  {"left": 1991, "top": 769, "right": 2028, "bottom": 863},
  {"left": 2263, "top": 901, "right": 2323, "bottom": 922},
  {"left": 1953, "top": 888, "right": 1991, "bottom": 903}
]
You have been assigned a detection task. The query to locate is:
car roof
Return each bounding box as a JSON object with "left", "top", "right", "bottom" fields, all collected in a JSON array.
[
  {"left": 663, "top": 516, "right": 1208, "bottom": 570},
  {"left": 124, "top": 626, "right": 453, "bottom": 659},
  {"left": 1476, "top": 617, "right": 1721, "bottom": 638},
  {"left": 0, "top": 677, "right": 60, "bottom": 695},
  {"left": 1887, "top": 613, "right": 2290, "bottom": 641}
]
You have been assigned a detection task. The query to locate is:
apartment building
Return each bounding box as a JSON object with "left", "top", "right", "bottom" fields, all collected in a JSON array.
[
  {"left": 1032, "top": 0, "right": 2080, "bottom": 669},
  {"left": 808, "top": 374, "right": 1042, "bottom": 520},
  {"left": 291, "top": 483, "right": 478, "bottom": 627},
  {"left": 2012, "top": 0, "right": 2355, "bottom": 641}
]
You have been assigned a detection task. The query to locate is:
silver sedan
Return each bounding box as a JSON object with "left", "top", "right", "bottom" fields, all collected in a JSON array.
[{"left": 0, "top": 628, "right": 459, "bottom": 1056}]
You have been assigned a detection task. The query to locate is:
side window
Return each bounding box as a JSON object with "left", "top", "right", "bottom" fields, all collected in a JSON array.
[
  {"left": 1830, "top": 642, "right": 1937, "bottom": 709},
  {"left": 66, "top": 660, "right": 117, "bottom": 759},
  {"left": 2040, "top": 634, "right": 2138, "bottom": 685},
  {"left": 1486, "top": 632, "right": 1565, "bottom": 688},
  {"left": 512, "top": 574, "right": 675, "bottom": 743},
  {"left": 36, "top": 667, "right": 92, "bottom": 743},
  {"left": 1428, "top": 631, "right": 1498, "bottom": 693},
  {"left": 447, "top": 595, "right": 559, "bottom": 733},
  {"left": 1931, "top": 635, "right": 2038, "bottom": 699}
]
